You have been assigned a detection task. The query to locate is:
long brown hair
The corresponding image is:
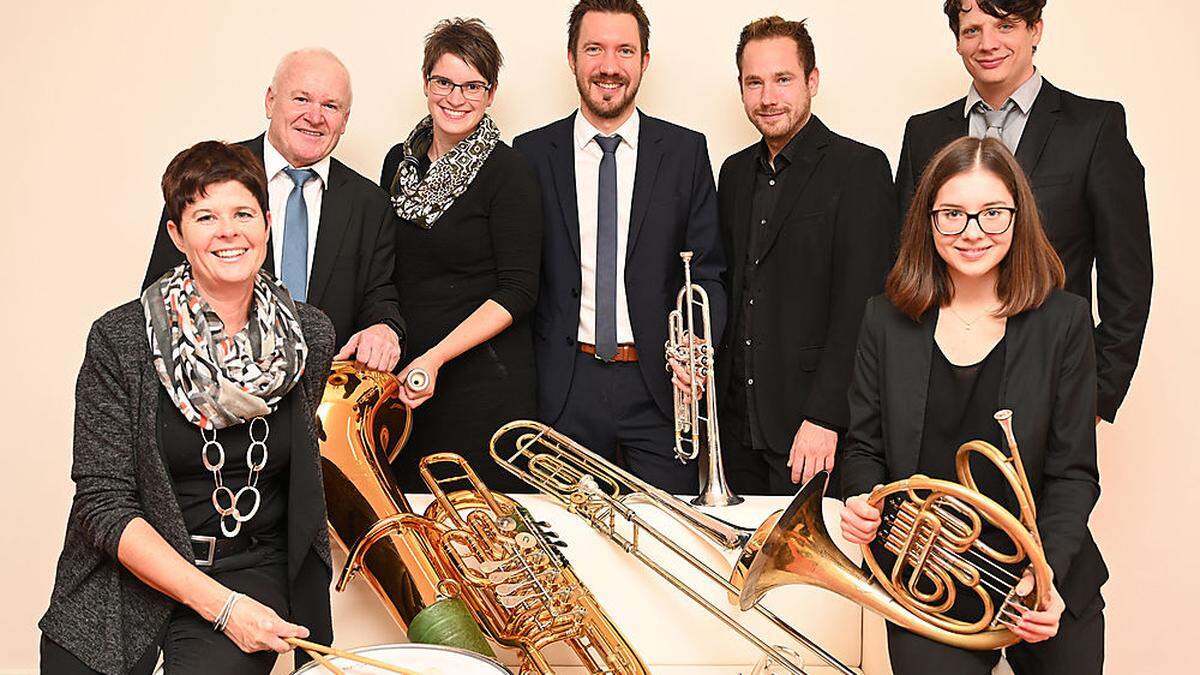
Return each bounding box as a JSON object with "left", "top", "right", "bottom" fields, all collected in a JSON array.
[{"left": 886, "top": 136, "right": 1064, "bottom": 321}]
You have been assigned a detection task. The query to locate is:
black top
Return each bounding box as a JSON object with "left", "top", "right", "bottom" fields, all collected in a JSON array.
[
  {"left": 380, "top": 141, "right": 542, "bottom": 492},
  {"left": 715, "top": 116, "right": 895, "bottom": 466},
  {"left": 917, "top": 338, "right": 1009, "bottom": 503},
  {"left": 158, "top": 390, "right": 290, "bottom": 567},
  {"left": 727, "top": 128, "right": 809, "bottom": 448}
]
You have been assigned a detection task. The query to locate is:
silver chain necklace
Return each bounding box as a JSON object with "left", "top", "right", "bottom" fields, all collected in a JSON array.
[{"left": 200, "top": 417, "right": 269, "bottom": 537}]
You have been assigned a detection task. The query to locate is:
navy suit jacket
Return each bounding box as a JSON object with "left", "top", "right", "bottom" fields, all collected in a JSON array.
[{"left": 514, "top": 111, "right": 727, "bottom": 422}]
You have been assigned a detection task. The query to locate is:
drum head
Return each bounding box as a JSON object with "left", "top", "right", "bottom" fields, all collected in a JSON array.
[{"left": 291, "top": 642, "right": 510, "bottom": 674}]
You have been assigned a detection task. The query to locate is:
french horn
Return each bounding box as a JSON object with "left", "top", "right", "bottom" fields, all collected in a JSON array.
[
  {"left": 317, "top": 361, "right": 649, "bottom": 674},
  {"left": 734, "top": 409, "right": 1053, "bottom": 650}
]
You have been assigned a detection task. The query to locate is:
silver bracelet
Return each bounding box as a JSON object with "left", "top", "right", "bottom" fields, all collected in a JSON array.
[{"left": 213, "top": 591, "right": 243, "bottom": 632}]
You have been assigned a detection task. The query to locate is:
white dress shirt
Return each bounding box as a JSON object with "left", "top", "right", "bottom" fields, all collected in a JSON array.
[
  {"left": 575, "top": 109, "right": 639, "bottom": 345},
  {"left": 262, "top": 135, "right": 331, "bottom": 280}
]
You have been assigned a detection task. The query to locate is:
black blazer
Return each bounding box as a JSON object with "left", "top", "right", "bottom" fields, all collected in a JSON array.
[
  {"left": 514, "top": 112, "right": 727, "bottom": 421},
  {"left": 142, "top": 135, "right": 404, "bottom": 348},
  {"left": 39, "top": 301, "right": 334, "bottom": 675},
  {"left": 841, "top": 291, "right": 1107, "bottom": 614},
  {"left": 896, "top": 80, "right": 1152, "bottom": 422},
  {"left": 716, "top": 116, "right": 895, "bottom": 452}
]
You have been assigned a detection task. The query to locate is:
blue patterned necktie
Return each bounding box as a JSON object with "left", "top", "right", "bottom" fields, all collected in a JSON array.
[
  {"left": 281, "top": 167, "right": 317, "bottom": 302},
  {"left": 593, "top": 134, "right": 622, "bottom": 362}
]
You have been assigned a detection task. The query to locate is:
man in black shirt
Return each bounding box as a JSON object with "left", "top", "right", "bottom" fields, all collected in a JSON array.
[{"left": 716, "top": 17, "right": 895, "bottom": 494}]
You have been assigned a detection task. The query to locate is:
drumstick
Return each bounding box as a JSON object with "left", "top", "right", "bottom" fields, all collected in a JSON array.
[
  {"left": 301, "top": 646, "right": 346, "bottom": 675},
  {"left": 286, "top": 638, "right": 425, "bottom": 674}
]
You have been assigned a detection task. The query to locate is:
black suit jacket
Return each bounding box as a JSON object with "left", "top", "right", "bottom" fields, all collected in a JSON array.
[
  {"left": 896, "top": 80, "right": 1152, "bottom": 422},
  {"left": 514, "top": 112, "right": 727, "bottom": 421},
  {"left": 142, "top": 135, "right": 404, "bottom": 348},
  {"left": 716, "top": 116, "right": 895, "bottom": 453},
  {"left": 842, "top": 290, "right": 1107, "bottom": 614}
]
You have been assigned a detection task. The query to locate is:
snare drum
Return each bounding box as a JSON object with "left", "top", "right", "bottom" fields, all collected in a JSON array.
[{"left": 291, "top": 642, "right": 511, "bottom": 674}]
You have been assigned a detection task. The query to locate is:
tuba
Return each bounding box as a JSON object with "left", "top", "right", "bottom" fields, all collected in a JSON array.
[
  {"left": 318, "top": 361, "right": 649, "bottom": 674},
  {"left": 491, "top": 420, "right": 855, "bottom": 675},
  {"left": 666, "top": 250, "right": 742, "bottom": 507},
  {"left": 734, "top": 409, "right": 1053, "bottom": 650}
]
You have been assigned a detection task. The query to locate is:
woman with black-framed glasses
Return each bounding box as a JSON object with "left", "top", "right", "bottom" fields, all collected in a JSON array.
[
  {"left": 839, "top": 136, "right": 1106, "bottom": 674},
  {"left": 380, "top": 18, "right": 542, "bottom": 491}
]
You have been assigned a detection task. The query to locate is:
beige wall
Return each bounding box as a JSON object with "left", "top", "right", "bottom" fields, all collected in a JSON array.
[{"left": 1, "top": 0, "right": 1195, "bottom": 671}]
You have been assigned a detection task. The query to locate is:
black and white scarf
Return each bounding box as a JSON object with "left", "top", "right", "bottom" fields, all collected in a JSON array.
[
  {"left": 389, "top": 113, "right": 501, "bottom": 228},
  {"left": 141, "top": 264, "right": 307, "bottom": 430}
]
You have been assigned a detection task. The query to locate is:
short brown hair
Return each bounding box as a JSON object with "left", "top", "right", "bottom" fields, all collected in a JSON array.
[
  {"left": 886, "top": 136, "right": 1064, "bottom": 321},
  {"left": 423, "top": 18, "right": 503, "bottom": 86},
  {"left": 161, "top": 141, "right": 267, "bottom": 226},
  {"left": 736, "top": 16, "right": 817, "bottom": 78},
  {"left": 943, "top": 0, "right": 1046, "bottom": 36},
  {"left": 567, "top": 0, "right": 650, "bottom": 54}
]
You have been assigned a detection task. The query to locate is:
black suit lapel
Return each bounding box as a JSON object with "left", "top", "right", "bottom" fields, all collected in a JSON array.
[
  {"left": 626, "top": 117, "right": 664, "bottom": 260},
  {"left": 549, "top": 116, "right": 582, "bottom": 263},
  {"left": 307, "top": 160, "right": 352, "bottom": 306},
  {"left": 1014, "top": 81, "right": 1062, "bottom": 176},
  {"left": 894, "top": 310, "right": 937, "bottom": 478},
  {"left": 756, "top": 118, "right": 828, "bottom": 261},
  {"left": 731, "top": 149, "right": 756, "bottom": 264}
]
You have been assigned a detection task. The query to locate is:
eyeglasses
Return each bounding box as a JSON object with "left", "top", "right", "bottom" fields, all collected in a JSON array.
[
  {"left": 427, "top": 75, "right": 492, "bottom": 101},
  {"left": 930, "top": 207, "right": 1016, "bottom": 236}
]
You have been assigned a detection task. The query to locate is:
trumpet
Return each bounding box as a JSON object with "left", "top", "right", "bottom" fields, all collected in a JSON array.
[
  {"left": 733, "top": 409, "right": 1054, "bottom": 650},
  {"left": 490, "top": 420, "right": 855, "bottom": 675},
  {"left": 666, "top": 250, "right": 742, "bottom": 507},
  {"left": 318, "top": 362, "right": 648, "bottom": 675}
]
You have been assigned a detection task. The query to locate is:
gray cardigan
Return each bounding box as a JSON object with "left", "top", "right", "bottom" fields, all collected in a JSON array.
[{"left": 39, "top": 300, "right": 335, "bottom": 675}]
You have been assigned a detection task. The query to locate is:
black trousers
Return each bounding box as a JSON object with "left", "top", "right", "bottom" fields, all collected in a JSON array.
[
  {"left": 41, "top": 564, "right": 290, "bottom": 675},
  {"left": 554, "top": 350, "right": 698, "bottom": 494},
  {"left": 722, "top": 434, "right": 795, "bottom": 496},
  {"left": 886, "top": 594, "right": 1105, "bottom": 675}
]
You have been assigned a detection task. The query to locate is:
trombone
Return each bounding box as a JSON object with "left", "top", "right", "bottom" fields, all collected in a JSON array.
[
  {"left": 666, "top": 250, "right": 742, "bottom": 507},
  {"left": 490, "top": 420, "right": 856, "bottom": 675}
]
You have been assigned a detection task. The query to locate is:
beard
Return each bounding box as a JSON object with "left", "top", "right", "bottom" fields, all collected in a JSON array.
[
  {"left": 752, "top": 106, "right": 809, "bottom": 146},
  {"left": 576, "top": 71, "right": 641, "bottom": 120}
]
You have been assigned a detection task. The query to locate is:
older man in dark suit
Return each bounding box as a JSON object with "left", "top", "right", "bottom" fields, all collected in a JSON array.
[
  {"left": 896, "top": 0, "right": 1152, "bottom": 424},
  {"left": 143, "top": 48, "right": 404, "bottom": 371},
  {"left": 514, "top": 0, "right": 726, "bottom": 493}
]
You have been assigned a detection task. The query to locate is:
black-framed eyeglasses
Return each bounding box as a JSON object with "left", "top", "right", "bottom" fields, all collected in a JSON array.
[
  {"left": 930, "top": 206, "right": 1017, "bottom": 236},
  {"left": 426, "top": 75, "right": 492, "bottom": 101}
]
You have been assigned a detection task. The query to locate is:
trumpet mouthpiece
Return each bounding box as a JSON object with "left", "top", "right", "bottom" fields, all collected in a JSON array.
[
  {"left": 679, "top": 251, "right": 694, "bottom": 263},
  {"left": 994, "top": 409, "right": 1013, "bottom": 422}
]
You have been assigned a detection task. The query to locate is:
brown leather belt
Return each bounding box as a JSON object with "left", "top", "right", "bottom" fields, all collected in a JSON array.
[{"left": 579, "top": 342, "right": 639, "bottom": 362}]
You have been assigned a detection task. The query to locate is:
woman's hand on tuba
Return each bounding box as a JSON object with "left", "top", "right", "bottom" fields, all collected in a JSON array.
[
  {"left": 1010, "top": 569, "right": 1065, "bottom": 643},
  {"left": 840, "top": 490, "right": 882, "bottom": 545}
]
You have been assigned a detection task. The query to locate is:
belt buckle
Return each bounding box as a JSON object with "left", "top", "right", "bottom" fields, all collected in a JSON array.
[{"left": 191, "top": 534, "right": 217, "bottom": 567}]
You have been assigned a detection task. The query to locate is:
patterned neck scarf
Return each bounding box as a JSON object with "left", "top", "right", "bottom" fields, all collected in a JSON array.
[
  {"left": 141, "top": 264, "right": 307, "bottom": 430},
  {"left": 389, "top": 113, "right": 501, "bottom": 228}
]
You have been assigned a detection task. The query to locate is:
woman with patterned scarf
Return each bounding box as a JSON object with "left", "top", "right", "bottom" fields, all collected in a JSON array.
[
  {"left": 381, "top": 18, "right": 543, "bottom": 492},
  {"left": 39, "top": 141, "right": 335, "bottom": 674}
]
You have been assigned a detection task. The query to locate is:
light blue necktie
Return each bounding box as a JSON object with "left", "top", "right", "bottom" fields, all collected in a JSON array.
[
  {"left": 281, "top": 167, "right": 317, "bottom": 302},
  {"left": 594, "top": 134, "right": 622, "bottom": 362}
]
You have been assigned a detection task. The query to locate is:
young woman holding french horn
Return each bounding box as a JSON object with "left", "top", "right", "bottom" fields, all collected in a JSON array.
[{"left": 838, "top": 136, "right": 1106, "bottom": 674}]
